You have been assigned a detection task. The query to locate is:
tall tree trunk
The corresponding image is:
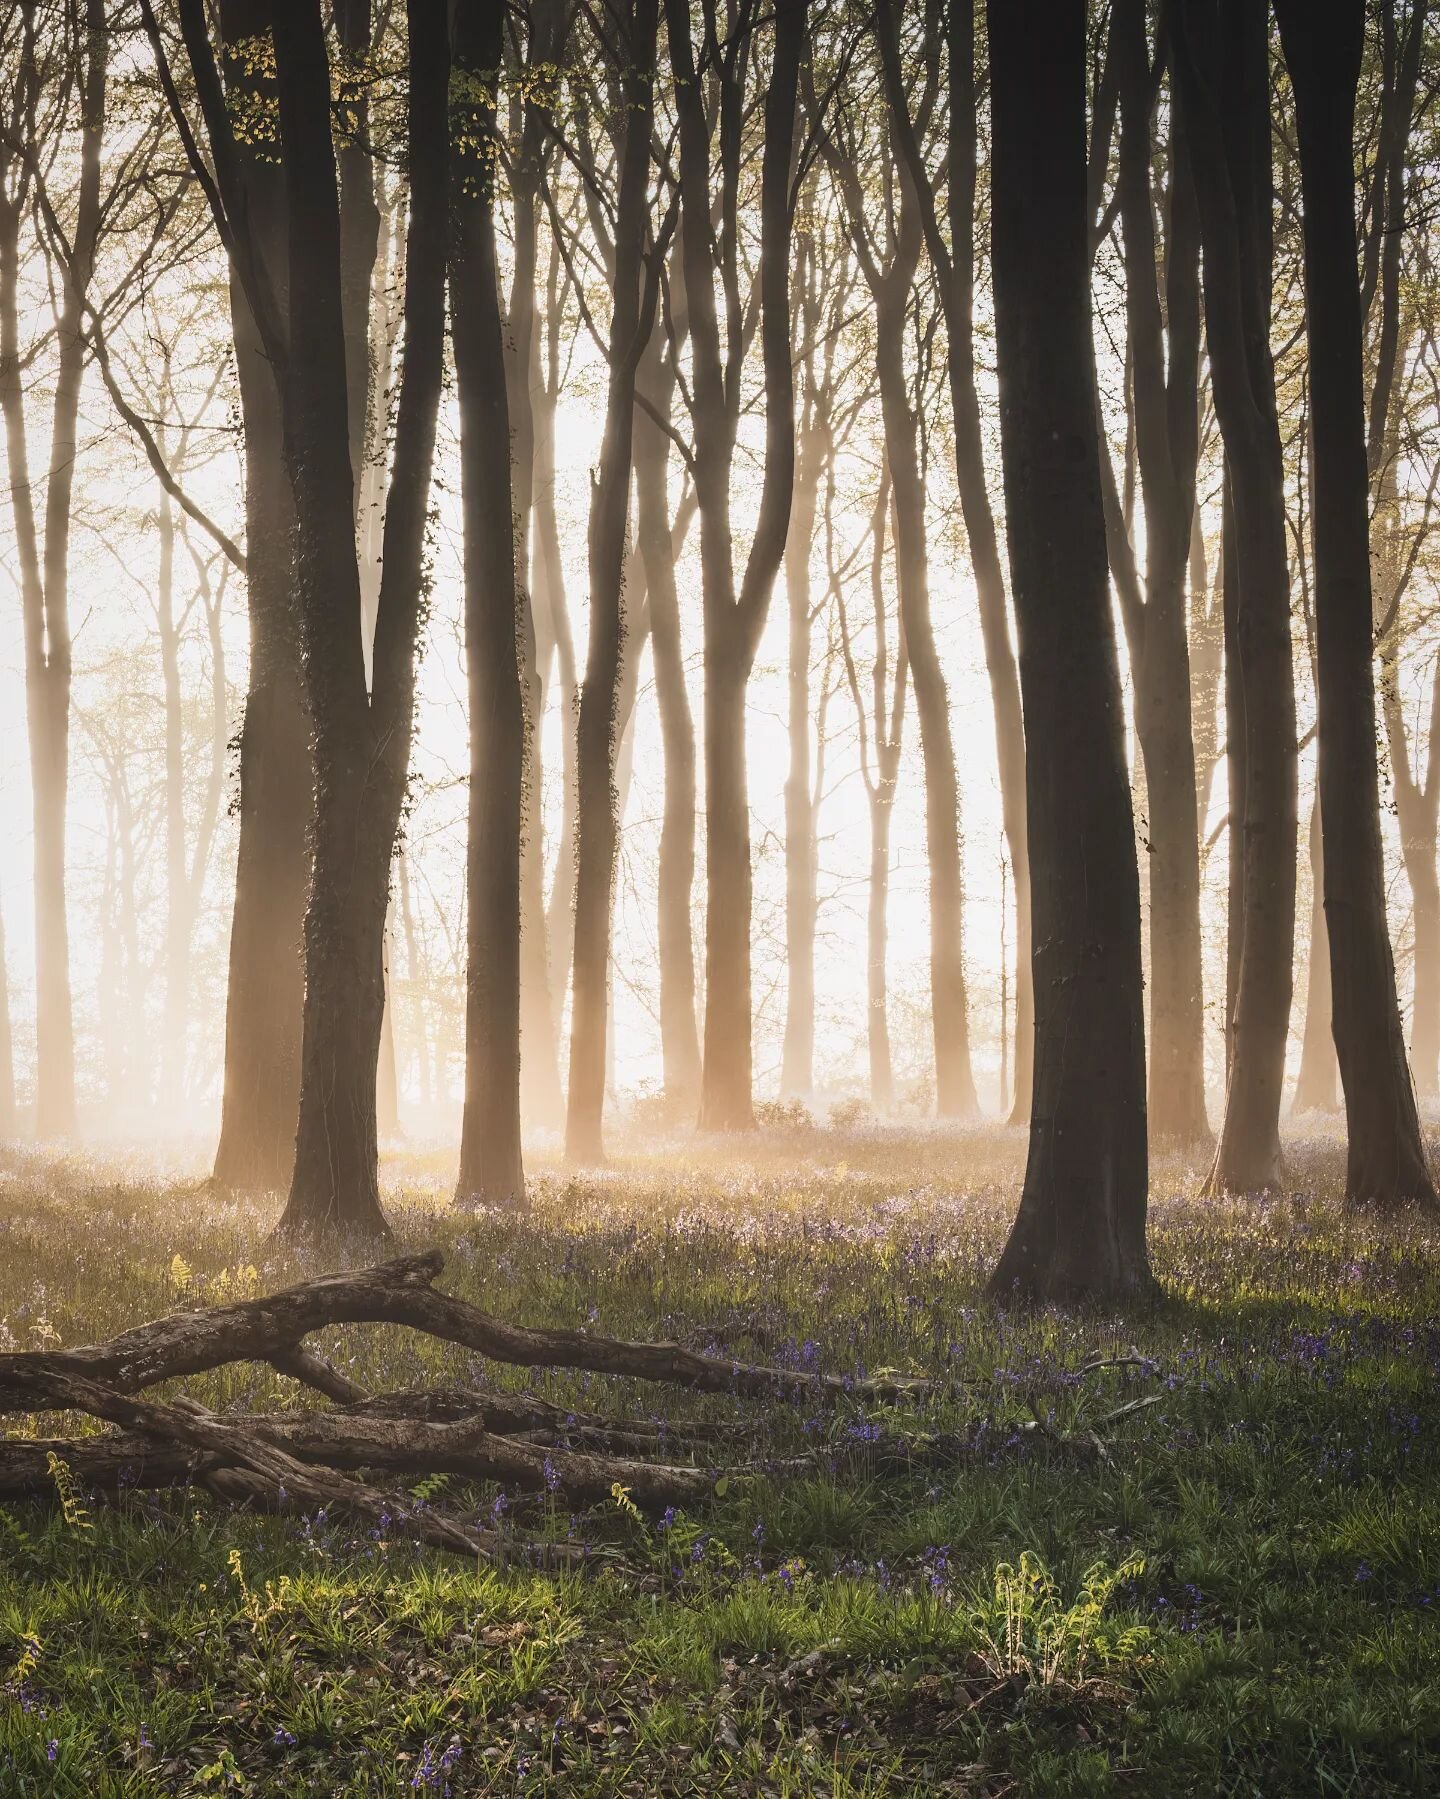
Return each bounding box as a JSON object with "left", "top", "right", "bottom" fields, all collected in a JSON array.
[
  {"left": 536, "top": 241, "right": 581, "bottom": 1026},
  {"left": 270, "top": 0, "right": 448, "bottom": 1235},
  {"left": 397, "top": 852, "right": 433, "bottom": 1109},
  {"left": 1177, "top": 0, "right": 1297, "bottom": 1194},
  {"left": 336, "top": 0, "right": 380, "bottom": 504},
  {"left": 1411, "top": 842, "right": 1440, "bottom": 1096},
  {"left": 507, "top": 25, "right": 567, "bottom": 1134},
  {"left": 634, "top": 337, "right": 702, "bottom": 1117},
  {"left": 867, "top": 779, "right": 896, "bottom": 1112},
  {"left": 211, "top": 0, "right": 309, "bottom": 1192},
  {"left": 0, "top": 0, "right": 107, "bottom": 1140},
  {"left": 666, "top": 0, "right": 805, "bottom": 1132},
  {"left": 1293, "top": 791, "right": 1339, "bottom": 1111},
  {"left": 986, "top": 0, "right": 1152, "bottom": 1302},
  {"left": 156, "top": 471, "right": 188, "bottom": 1102},
  {"left": 875, "top": 0, "right": 1031, "bottom": 1123},
  {"left": 780, "top": 417, "right": 823, "bottom": 1100},
  {"left": 697, "top": 642, "right": 756, "bottom": 1129},
  {"left": 1276, "top": 0, "right": 1433, "bottom": 1207},
  {"left": 453, "top": 0, "right": 525, "bottom": 1206},
  {"left": 874, "top": 293, "right": 978, "bottom": 1120},
  {"left": 0, "top": 901, "right": 13, "bottom": 1138},
  {"left": 1104, "top": 0, "right": 1209, "bottom": 1147},
  {"left": 565, "top": 0, "right": 660, "bottom": 1164}
]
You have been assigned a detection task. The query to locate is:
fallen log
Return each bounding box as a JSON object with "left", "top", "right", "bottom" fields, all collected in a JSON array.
[
  {"left": 0, "top": 1253, "right": 1163, "bottom": 1560},
  {"left": 0, "top": 1251, "right": 929, "bottom": 1409}
]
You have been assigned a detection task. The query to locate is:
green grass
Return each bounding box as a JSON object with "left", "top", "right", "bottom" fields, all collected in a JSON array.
[{"left": 0, "top": 1125, "right": 1437, "bottom": 1794}]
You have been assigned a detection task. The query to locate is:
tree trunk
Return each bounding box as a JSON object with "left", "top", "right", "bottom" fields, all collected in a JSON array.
[
  {"left": 156, "top": 472, "right": 189, "bottom": 1104},
  {"left": 634, "top": 339, "right": 702, "bottom": 1118},
  {"left": 1293, "top": 790, "right": 1339, "bottom": 1111},
  {"left": 1411, "top": 850, "right": 1440, "bottom": 1098},
  {"left": 875, "top": 299, "right": 978, "bottom": 1121},
  {"left": 867, "top": 778, "right": 897, "bottom": 1112},
  {"left": 1276, "top": 0, "right": 1434, "bottom": 1208},
  {"left": 272, "top": 0, "right": 448, "bottom": 1235},
  {"left": 397, "top": 852, "right": 433, "bottom": 1109},
  {"left": 564, "top": 0, "right": 660, "bottom": 1163},
  {"left": 667, "top": 0, "right": 804, "bottom": 1132},
  {"left": 696, "top": 639, "right": 758, "bottom": 1130},
  {"left": 1106, "top": 0, "right": 1209, "bottom": 1147},
  {"left": 0, "top": 1, "right": 107, "bottom": 1140},
  {"left": 780, "top": 422, "right": 822, "bottom": 1100},
  {"left": 986, "top": 0, "right": 1152, "bottom": 1302},
  {"left": 507, "top": 54, "right": 567, "bottom": 1135},
  {"left": 1177, "top": 0, "right": 1297, "bottom": 1195},
  {"left": 453, "top": 0, "right": 525, "bottom": 1206},
  {"left": 875, "top": 0, "right": 1031, "bottom": 1123},
  {"left": 212, "top": 0, "right": 309, "bottom": 1192},
  {"left": 0, "top": 901, "right": 13, "bottom": 1138}
]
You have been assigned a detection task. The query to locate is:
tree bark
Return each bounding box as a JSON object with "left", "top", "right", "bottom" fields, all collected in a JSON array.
[
  {"left": 986, "top": 0, "right": 1152, "bottom": 1302},
  {"left": 211, "top": 0, "right": 309, "bottom": 1193},
  {"left": 565, "top": 0, "right": 661, "bottom": 1164},
  {"left": 0, "top": 0, "right": 108, "bottom": 1140},
  {"left": 1293, "top": 790, "right": 1339, "bottom": 1111},
  {"left": 634, "top": 332, "right": 702, "bottom": 1117},
  {"left": 875, "top": 290, "right": 978, "bottom": 1120},
  {"left": 780, "top": 382, "right": 823, "bottom": 1101},
  {"left": 666, "top": 0, "right": 805, "bottom": 1132},
  {"left": 269, "top": 0, "right": 448, "bottom": 1235},
  {"left": 1103, "top": 0, "right": 1210, "bottom": 1147},
  {"left": 453, "top": 0, "right": 525, "bottom": 1205},
  {"left": 0, "top": 901, "right": 13, "bottom": 1137},
  {"left": 875, "top": 0, "right": 1031, "bottom": 1123},
  {"left": 1176, "top": 0, "right": 1297, "bottom": 1194},
  {"left": 507, "top": 8, "right": 568, "bottom": 1134},
  {"left": 1276, "top": 0, "right": 1434, "bottom": 1208}
]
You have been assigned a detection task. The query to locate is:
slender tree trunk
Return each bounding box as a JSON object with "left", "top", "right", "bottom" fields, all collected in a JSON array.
[
  {"left": 507, "top": 67, "right": 566, "bottom": 1134},
  {"left": 986, "top": 0, "right": 1151, "bottom": 1302},
  {"left": 1411, "top": 851, "right": 1440, "bottom": 1097},
  {"left": 0, "top": 1, "right": 107, "bottom": 1140},
  {"left": 781, "top": 425, "right": 822, "bottom": 1100},
  {"left": 867, "top": 775, "right": 897, "bottom": 1112},
  {"left": 1177, "top": 0, "right": 1297, "bottom": 1194},
  {"left": 156, "top": 473, "right": 189, "bottom": 1102},
  {"left": 565, "top": 0, "right": 660, "bottom": 1164},
  {"left": 212, "top": 0, "right": 309, "bottom": 1191},
  {"left": 377, "top": 925, "right": 400, "bottom": 1138},
  {"left": 1277, "top": 0, "right": 1433, "bottom": 1208},
  {"left": 698, "top": 641, "right": 756, "bottom": 1129},
  {"left": 875, "top": 0, "right": 1031, "bottom": 1123},
  {"left": 537, "top": 293, "right": 580, "bottom": 1018},
  {"left": 0, "top": 901, "right": 13, "bottom": 1138},
  {"left": 397, "top": 852, "right": 433, "bottom": 1109},
  {"left": 667, "top": 0, "right": 804, "bottom": 1131},
  {"left": 875, "top": 300, "right": 978, "bottom": 1120},
  {"left": 1293, "top": 791, "right": 1339, "bottom": 1111},
  {"left": 634, "top": 341, "right": 702, "bottom": 1117},
  {"left": 453, "top": 0, "right": 525, "bottom": 1206},
  {"left": 1106, "top": 0, "right": 1209, "bottom": 1146},
  {"left": 1220, "top": 471, "right": 1243, "bottom": 1078}
]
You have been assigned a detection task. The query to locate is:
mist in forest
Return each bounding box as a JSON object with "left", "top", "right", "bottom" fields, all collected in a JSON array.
[
  {"left": 7, "top": 6, "right": 1440, "bottom": 1789},
  {"left": 0, "top": 0, "right": 1435, "bottom": 1277}
]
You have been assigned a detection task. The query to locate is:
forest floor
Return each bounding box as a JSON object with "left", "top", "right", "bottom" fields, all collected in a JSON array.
[{"left": 0, "top": 1123, "right": 1436, "bottom": 1796}]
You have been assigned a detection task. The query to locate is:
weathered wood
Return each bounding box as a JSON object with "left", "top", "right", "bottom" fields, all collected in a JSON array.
[
  {"left": 5, "top": 1367, "right": 495, "bottom": 1558},
  {"left": 0, "top": 1255, "right": 1160, "bottom": 1560},
  {"left": 0, "top": 1251, "right": 926, "bottom": 1408}
]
